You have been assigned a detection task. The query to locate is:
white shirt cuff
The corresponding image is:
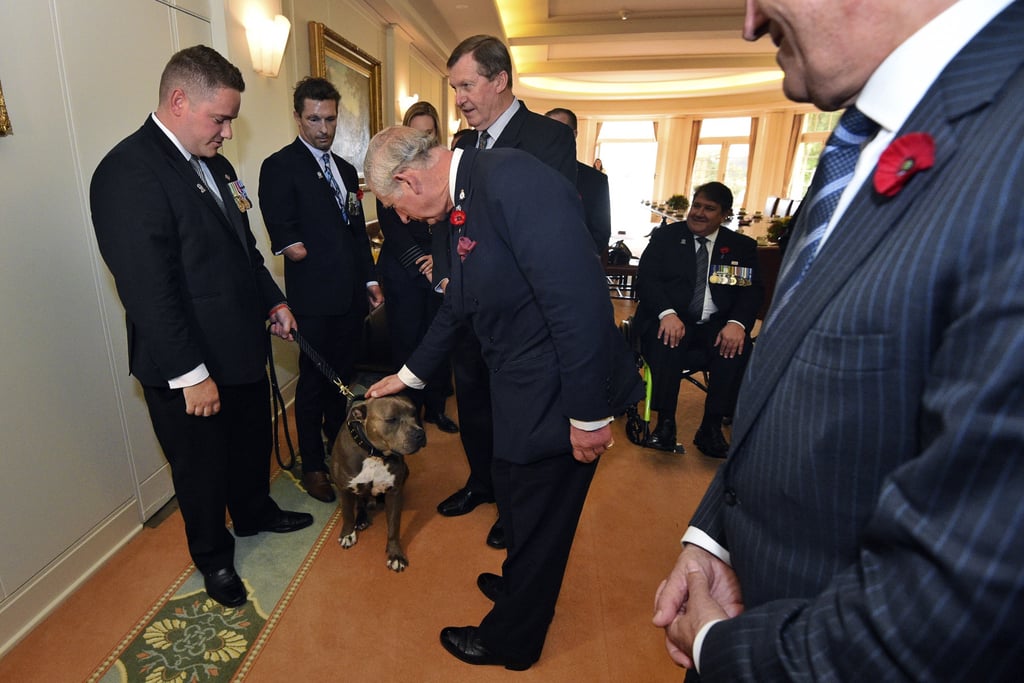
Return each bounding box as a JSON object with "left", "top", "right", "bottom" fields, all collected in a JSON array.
[
  {"left": 681, "top": 526, "right": 731, "bottom": 566},
  {"left": 397, "top": 365, "right": 425, "bottom": 390},
  {"left": 570, "top": 416, "right": 614, "bottom": 430},
  {"left": 274, "top": 241, "right": 302, "bottom": 256},
  {"left": 658, "top": 308, "right": 677, "bottom": 320},
  {"left": 168, "top": 364, "right": 209, "bottom": 389},
  {"left": 692, "top": 618, "right": 725, "bottom": 674}
]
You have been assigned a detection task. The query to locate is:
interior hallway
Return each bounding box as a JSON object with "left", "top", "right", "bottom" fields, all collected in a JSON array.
[{"left": 0, "top": 299, "right": 723, "bottom": 682}]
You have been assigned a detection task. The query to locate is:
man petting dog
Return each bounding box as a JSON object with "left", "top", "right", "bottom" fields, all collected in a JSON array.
[{"left": 364, "top": 126, "right": 641, "bottom": 670}]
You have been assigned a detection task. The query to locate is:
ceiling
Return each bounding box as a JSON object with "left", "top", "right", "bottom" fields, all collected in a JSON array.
[{"left": 368, "top": 0, "right": 793, "bottom": 117}]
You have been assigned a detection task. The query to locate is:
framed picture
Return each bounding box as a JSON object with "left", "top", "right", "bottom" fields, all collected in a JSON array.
[
  {"left": 0, "top": 79, "right": 12, "bottom": 136},
  {"left": 308, "top": 22, "right": 382, "bottom": 181}
]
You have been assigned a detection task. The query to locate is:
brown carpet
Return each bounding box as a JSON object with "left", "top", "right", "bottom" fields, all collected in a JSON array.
[{"left": 0, "top": 300, "right": 723, "bottom": 682}]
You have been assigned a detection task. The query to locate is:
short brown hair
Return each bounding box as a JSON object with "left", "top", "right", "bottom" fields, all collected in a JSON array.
[{"left": 158, "top": 45, "right": 244, "bottom": 104}]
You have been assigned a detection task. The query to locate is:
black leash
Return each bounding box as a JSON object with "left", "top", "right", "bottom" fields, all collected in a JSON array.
[{"left": 266, "top": 327, "right": 365, "bottom": 471}]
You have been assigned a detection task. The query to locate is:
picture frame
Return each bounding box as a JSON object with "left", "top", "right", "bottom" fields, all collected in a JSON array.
[
  {"left": 308, "top": 22, "right": 382, "bottom": 180},
  {"left": 0, "top": 79, "right": 12, "bottom": 137}
]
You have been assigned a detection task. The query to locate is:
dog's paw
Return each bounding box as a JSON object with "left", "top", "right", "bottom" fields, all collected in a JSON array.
[
  {"left": 354, "top": 516, "right": 371, "bottom": 531},
  {"left": 386, "top": 554, "right": 408, "bottom": 572},
  {"left": 338, "top": 530, "right": 357, "bottom": 548}
]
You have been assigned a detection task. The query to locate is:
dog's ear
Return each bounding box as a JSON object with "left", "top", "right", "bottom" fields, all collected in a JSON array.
[{"left": 349, "top": 401, "right": 369, "bottom": 422}]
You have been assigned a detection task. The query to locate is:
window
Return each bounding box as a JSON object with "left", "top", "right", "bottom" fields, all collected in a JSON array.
[
  {"left": 787, "top": 111, "right": 842, "bottom": 198},
  {"left": 596, "top": 121, "right": 658, "bottom": 241},
  {"left": 690, "top": 117, "right": 751, "bottom": 208}
]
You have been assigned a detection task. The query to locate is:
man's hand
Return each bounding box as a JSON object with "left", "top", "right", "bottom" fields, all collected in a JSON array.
[
  {"left": 367, "top": 284, "right": 384, "bottom": 309},
  {"left": 415, "top": 254, "right": 434, "bottom": 283},
  {"left": 570, "top": 423, "right": 613, "bottom": 463},
  {"left": 714, "top": 321, "right": 746, "bottom": 359},
  {"left": 365, "top": 374, "right": 408, "bottom": 398},
  {"left": 653, "top": 544, "right": 744, "bottom": 668},
  {"left": 183, "top": 376, "right": 220, "bottom": 417},
  {"left": 269, "top": 305, "right": 296, "bottom": 340},
  {"left": 282, "top": 243, "right": 307, "bottom": 262},
  {"left": 658, "top": 313, "right": 686, "bottom": 348}
]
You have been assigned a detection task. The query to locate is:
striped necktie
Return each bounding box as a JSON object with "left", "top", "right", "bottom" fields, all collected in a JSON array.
[
  {"left": 688, "top": 236, "right": 709, "bottom": 320},
  {"left": 764, "top": 107, "right": 879, "bottom": 328},
  {"left": 189, "top": 155, "right": 226, "bottom": 216},
  {"left": 321, "top": 152, "right": 349, "bottom": 223},
  {"left": 477, "top": 130, "right": 490, "bottom": 149}
]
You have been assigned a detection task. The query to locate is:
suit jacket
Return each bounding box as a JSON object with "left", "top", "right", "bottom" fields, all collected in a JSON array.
[
  {"left": 258, "top": 138, "right": 375, "bottom": 316},
  {"left": 433, "top": 102, "right": 579, "bottom": 285},
  {"left": 693, "top": 4, "right": 1024, "bottom": 679},
  {"left": 90, "top": 116, "right": 284, "bottom": 387},
  {"left": 407, "top": 148, "right": 642, "bottom": 464},
  {"left": 576, "top": 161, "right": 612, "bottom": 256},
  {"left": 634, "top": 222, "right": 762, "bottom": 336}
]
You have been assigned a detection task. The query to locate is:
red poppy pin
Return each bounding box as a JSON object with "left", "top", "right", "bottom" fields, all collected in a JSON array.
[
  {"left": 719, "top": 246, "right": 730, "bottom": 255},
  {"left": 457, "top": 235, "right": 477, "bottom": 261},
  {"left": 874, "top": 132, "right": 935, "bottom": 197},
  {"left": 356, "top": 189, "right": 364, "bottom": 201},
  {"left": 450, "top": 208, "right": 466, "bottom": 226}
]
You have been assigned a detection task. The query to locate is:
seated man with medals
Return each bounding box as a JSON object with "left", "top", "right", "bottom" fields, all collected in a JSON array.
[{"left": 634, "top": 182, "right": 764, "bottom": 458}]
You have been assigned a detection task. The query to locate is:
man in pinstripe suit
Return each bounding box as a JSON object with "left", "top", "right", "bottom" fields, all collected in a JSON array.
[{"left": 653, "top": 0, "right": 1024, "bottom": 680}]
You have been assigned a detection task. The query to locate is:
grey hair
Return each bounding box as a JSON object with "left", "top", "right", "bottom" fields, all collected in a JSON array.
[{"left": 364, "top": 125, "right": 436, "bottom": 202}]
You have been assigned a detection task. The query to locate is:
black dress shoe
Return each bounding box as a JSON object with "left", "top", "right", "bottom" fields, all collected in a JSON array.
[
  {"left": 646, "top": 417, "right": 677, "bottom": 451},
  {"left": 476, "top": 572, "right": 504, "bottom": 601},
  {"left": 203, "top": 567, "right": 247, "bottom": 607},
  {"left": 437, "top": 487, "right": 494, "bottom": 516},
  {"left": 694, "top": 424, "right": 729, "bottom": 459},
  {"left": 439, "top": 626, "right": 532, "bottom": 671},
  {"left": 486, "top": 519, "right": 506, "bottom": 549},
  {"left": 424, "top": 411, "right": 460, "bottom": 433},
  {"left": 234, "top": 510, "right": 314, "bottom": 537}
]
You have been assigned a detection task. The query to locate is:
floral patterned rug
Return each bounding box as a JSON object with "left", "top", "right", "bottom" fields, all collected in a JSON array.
[{"left": 87, "top": 465, "right": 340, "bottom": 683}]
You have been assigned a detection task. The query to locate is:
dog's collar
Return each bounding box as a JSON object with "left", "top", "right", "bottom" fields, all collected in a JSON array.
[{"left": 347, "top": 419, "right": 386, "bottom": 457}]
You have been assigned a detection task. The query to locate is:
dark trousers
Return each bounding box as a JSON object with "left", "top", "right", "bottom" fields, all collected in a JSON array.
[
  {"left": 641, "top": 320, "right": 749, "bottom": 421},
  {"left": 384, "top": 281, "right": 451, "bottom": 416},
  {"left": 452, "top": 325, "right": 494, "bottom": 497},
  {"left": 294, "top": 310, "right": 363, "bottom": 472},
  {"left": 143, "top": 377, "right": 279, "bottom": 573},
  {"left": 477, "top": 452, "right": 597, "bottom": 665}
]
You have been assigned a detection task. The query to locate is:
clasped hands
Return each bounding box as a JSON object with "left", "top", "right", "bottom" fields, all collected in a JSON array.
[{"left": 653, "top": 544, "right": 744, "bottom": 669}]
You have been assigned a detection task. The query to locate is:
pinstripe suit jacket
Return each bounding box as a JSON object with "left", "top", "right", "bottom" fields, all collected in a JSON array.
[{"left": 692, "top": 3, "right": 1024, "bottom": 679}]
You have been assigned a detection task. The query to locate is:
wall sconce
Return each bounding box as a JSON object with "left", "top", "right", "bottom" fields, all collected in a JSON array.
[
  {"left": 246, "top": 14, "right": 291, "bottom": 78},
  {"left": 399, "top": 93, "right": 419, "bottom": 115}
]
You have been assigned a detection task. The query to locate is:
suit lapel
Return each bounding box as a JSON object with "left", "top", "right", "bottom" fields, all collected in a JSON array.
[{"left": 730, "top": 2, "right": 1023, "bottom": 453}]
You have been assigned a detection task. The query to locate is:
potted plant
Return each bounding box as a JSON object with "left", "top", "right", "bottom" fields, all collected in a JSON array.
[{"left": 665, "top": 194, "right": 689, "bottom": 214}]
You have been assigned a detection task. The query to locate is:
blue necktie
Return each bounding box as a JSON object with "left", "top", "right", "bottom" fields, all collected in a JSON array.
[
  {"left": 321, "top": 152, "right": 349, "bottom": 223},
  {"left": 764, "top": 107, "right": 879, "bottom": 328}
]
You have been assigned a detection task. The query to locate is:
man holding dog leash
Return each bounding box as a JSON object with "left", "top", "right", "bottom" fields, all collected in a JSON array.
[
  {"left": 364, "top": 125, "right": 641, "bottom": 670},
  {"left": 91, "top": 46, "right": 313, "bottom": 609}
]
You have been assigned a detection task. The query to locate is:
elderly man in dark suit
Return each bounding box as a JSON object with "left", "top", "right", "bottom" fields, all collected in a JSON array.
[
  {"left": 545, "top": 107, "right": 613, "bottom": 257},
  {"left": 364, "top": 126, "right": 641, "bottom": 670},
  {"left": 433, "top": 35, "right": 578, "bottom": 551},
  {"left": 258, "top": 77, "right": 383, "bottom": 503},
  {"left": 634, "top": 182, "right": 763, "bottom": 458},
  {"left": 654, "top": 0, "right": 1024, "bottom": 680},
  {"left": 90, "top": 46, "right": 312, "bottom": 609}
]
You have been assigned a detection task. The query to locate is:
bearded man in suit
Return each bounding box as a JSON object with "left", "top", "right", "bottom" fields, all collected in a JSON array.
[
  {"left": 653, "top": 0, "right": 1024, "bottom": 680},
  {"left": 90, "top": 46, "right": 312, "bottom": 609},
  {"left": 364, "top": 126, "right": 642, "bottom": 670},
  {"left": 258, "top": 77, "right": 382, "bottom": 503},
  {"left": 432, "top": 34, "right": 579, "bottom": 551}
]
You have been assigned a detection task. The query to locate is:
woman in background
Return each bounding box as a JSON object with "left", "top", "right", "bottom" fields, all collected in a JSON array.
[{"left": 375, "top": 101, "right": 458, "bottom": 432}]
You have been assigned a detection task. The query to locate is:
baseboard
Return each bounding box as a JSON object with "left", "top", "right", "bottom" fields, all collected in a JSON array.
[{"left": 0, "top": 501, "right": 140, "bottom": 657}]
